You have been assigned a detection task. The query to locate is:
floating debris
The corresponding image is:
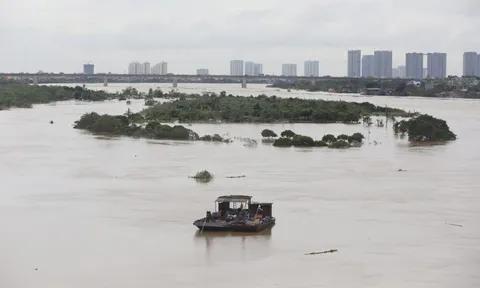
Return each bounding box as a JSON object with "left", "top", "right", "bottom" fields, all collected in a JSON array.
[
  {"left": 189, "top": 170, "right": 214, "bottom": 183},
  {"left": 446, "top": 223, "right": 463, "bottom": 227},
  {"left": 305, "top": 249, "right": 338, "bottom": 255},
  {"left": 226, "top": 175, "right": 246, "bottom": 179}
]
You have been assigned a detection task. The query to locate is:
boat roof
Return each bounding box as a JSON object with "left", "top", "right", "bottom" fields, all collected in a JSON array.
[
  {"left": 215, "top": 195, "right": 252, "bottom": 202},
  {"left": 252, "top": 202, "right": 273, "bottom": 206}
]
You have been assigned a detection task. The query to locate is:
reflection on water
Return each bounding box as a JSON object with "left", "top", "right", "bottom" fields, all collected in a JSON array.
[
  {"left": 194, "top": 229, "right": 273, "bottom": 238},
  {"left": 145, "top": 140, "right": 193, "bottom": 146},
  {"left": 1, "top": 83, "right": 480, "bottom": 288},
  {"left": 94, "top": 135, "right": 121, "bottom": 140},
  {"left": 194, "top": 230, "right": 273, "bottom": 266}
]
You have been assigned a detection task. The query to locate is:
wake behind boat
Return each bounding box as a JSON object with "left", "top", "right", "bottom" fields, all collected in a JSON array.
[{"left": 193, "top": 195, "right": 276, "bottom": 233}]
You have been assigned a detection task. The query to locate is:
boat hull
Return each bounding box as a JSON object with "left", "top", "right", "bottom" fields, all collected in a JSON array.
[
  {"left": 230, "top": 220, "right": 275, "bottom": 233},
  {"left": 193, "top": 218, "right": 275, "bottom": 233},
  {"left": 193, "top": 218, "right": 231, "bottom": 232}
]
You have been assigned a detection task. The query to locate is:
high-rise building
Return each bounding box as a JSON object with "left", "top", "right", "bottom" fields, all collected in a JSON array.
[
  {"left": 392, "top": 65, "right": 406, "bottom": 78},
  {"left": 463, "top": 52, "right": 478, "bottom": 76},
  {"left": 197, "top": 69, "right": 209, "bottom": 75},
  {"left": 230, "top": 60, "right": 244, "bottom": 76},
  {"left": 477, "top": 56, "right": 480, "bottom": 77},
  {"left": 373, "top": 51, "right": 393, "bottom": 78},
  {"left": 128, "top": 62, "right": 134, "bottom": 74},
  {"left": 128, "top": 62, "right": 142, "bottom": 75},
  {"left": 83, "top": 64, "right": 94, "bottom": 75},
  {"left": 304, "top": 60, "right": 319, "bottom": 77},
  {"left": 397, "top": 65, "right": 406, "bottom": 78},
  {"left": 361, "top": 55, "right": 374, "bottom": 77},
  {"left": 140, "top": 62, "right": 150, "bottom": 75},
  {"left": 347, "top": 50, "right": 361, "bottom": 77},
  {"left": 245, "top": 62, "right": 256, "bottom": 76},
  {"left": 243, "top": 61, "right": 263, "bottom": 76},
  {"left": 282, "top": 64, "right": 297, "bottom": 76},
  {"left": 406, "top": 53, "right": 424, "bottom": 79},
  {"left": 254, "top": 64, "right": 263, "bottom": 76},
  {"left": 426, "top": 53, "right": 447, "bottom": 78},
  {"left": 151, "top": 62, "right": 168, "bottom": 75}
]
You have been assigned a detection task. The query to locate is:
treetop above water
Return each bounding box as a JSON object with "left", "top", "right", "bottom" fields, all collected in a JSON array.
[
  {"left": 0, "top": 81, "right": 119, "bottom": 110},
  {"left": 141, "top": 93, "right": 415, "bottom": 124}
]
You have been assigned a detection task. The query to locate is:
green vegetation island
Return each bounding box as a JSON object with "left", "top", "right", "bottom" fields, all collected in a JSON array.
[
  {"left": 73, "top": 111, "right": 366, "bottom": 148},
  {"left": 73, "top": 110, "right": 456, "bottom": 146},
  {"left": 269, "top": 76, "right": 480, "bottom": 98},
  {"left": 74, "top": 111, "right": 230, "bottom": 143},
  {"left": 0, "top": 81, "right": 456, "bottom": 144},
  {"left": 0, "top": 80, "right": 195, "bottom": 110},
  {"left": 0, "top": 81, "right": 123, "bottom": 110},
  {"left": 261, "top": 129, "right": 365, "bottom": 149},
  {"left": 142, "top": 93, "right": 416, "bottom": 124}
]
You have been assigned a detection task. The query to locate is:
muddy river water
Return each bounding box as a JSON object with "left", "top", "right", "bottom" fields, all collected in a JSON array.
[{"left": 1, "top": 83, "right": 479, "bottom": 288}]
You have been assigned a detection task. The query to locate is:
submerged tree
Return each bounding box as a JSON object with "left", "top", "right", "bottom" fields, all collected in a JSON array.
[
  {"left": 280, "top": 130, "right": 296, "bottom": 138},
  {"left": 393, "top": 114, "right": 456, "bottom": 142},
  {"left": 190, "top": 170, "right": 214, "bottom": 183},
  {"left": 261, "top": 129, "right": 278, "bottom": 138}
]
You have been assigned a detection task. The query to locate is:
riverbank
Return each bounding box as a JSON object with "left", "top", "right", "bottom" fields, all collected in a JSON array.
[
  {"left": 0, "top": 81, "right": 122, "bottom": 110},
  {"left": 269, "top": 79, "right": 480, "bottom": 99}
]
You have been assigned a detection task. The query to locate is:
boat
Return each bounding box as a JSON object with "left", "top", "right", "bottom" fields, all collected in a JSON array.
[{"left": 193, "top": 195, "right": 276, "bottom": 233}]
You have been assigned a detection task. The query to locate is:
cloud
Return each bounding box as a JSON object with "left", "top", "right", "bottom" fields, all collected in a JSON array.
[{"left": 0, "top": 0, "right": 478, "bottom": 75}]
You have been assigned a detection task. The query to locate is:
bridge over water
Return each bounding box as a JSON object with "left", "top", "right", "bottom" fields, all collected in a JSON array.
[{"left": 0, "top": 73, "right": 410, "bottom": 88}]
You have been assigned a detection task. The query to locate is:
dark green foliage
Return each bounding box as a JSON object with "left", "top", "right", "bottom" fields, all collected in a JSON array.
[
  {"left": 73, "top": 112, "right": 210, "bottom": 141},
  {"left": 322, "top": 134, "right": 337, "bottom": 143},
  {"left": 314, "top": 140, "right": 328, "bottom": 147},
  {"left": 261, "top": 129, "right": 278, "bottom": 138},
  {"left": 292, "top": 135, "right": 314, "bottom": 147},
  {"left": 271, "top": 78, "right": 403, "bottom": 94},
  {"left": 153, "top": 89, "right": 164, "bottom": 98},
  {"left": 141, "top": 94, "right": 412, "bottom": 124},
  {"left": 348, "top": 132, "right": 365, "bottom": 143},
  {"left": 393, "top": 114, "right": 457, "bottom": 142},
  {"left": 329, "top": 140, "right": 351, "bottom": 149},
  {"left": 0, "top": 82, "right": 117, "bottom": 110},
  {"left": 145, "top": 99, "right": 157, "bottom": 106},
  {"left": 280, "top": 130, "right": 296, "bottom": 138},
  {"left": 272, "top": 138, "right": 293, "bottom": 147},
  {"left": 272, "top": 132, "right": 364, "bottom": 149},
  {"left": 121, "top": 87, "right": 139, "bottom": 96},
  {"left": 199, "top": 134, "right": 227, "bottom": 142},
  {"left": 337, "top": 134, "right": 349, "bottom": 140}
]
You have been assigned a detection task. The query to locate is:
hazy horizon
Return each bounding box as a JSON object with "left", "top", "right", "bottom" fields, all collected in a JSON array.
[{"left": 1, "top": 0, "right": 479, "bottom": 76}]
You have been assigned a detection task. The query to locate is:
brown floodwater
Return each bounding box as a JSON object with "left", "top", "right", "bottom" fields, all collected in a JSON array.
[{"left": 1, "top": 83, "right": 479, "bottom": 288}]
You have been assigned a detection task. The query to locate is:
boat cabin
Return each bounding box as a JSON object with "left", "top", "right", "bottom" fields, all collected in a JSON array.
[
  {"left": 213, "top": 195, "right": 251, "bottom": 217},
  {"left": 210, "top": 195, "right": 273, "bottom": 219}
]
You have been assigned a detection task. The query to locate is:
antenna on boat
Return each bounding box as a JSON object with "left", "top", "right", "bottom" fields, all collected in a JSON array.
[{"left": 200, "top": 217, "right": 207, "bottom": 233}]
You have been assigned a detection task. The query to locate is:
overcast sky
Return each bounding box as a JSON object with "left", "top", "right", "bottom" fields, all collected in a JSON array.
[{"left": 1, "top": 0, "right": 479, "bottom": 76}]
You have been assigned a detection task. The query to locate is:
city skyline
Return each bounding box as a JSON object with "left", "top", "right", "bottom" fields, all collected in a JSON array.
[
  {"left": 1, "top": 0, "right": 479, "bottom": 76},
  {"left": 86, "top": 51, "right": 476, "bottom": 78},
  {"left": 4, "top": 50, "right": 478, "bottom": 78}
]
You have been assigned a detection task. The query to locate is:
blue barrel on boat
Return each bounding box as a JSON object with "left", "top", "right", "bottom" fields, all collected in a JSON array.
[{"left": 212, "top": 212, "right": 218, "bottom": 217}]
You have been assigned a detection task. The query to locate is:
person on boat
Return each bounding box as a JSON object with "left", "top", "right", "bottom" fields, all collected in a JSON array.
[{"left": 236, "top": 204, "right": 244, "bottom": 214}]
